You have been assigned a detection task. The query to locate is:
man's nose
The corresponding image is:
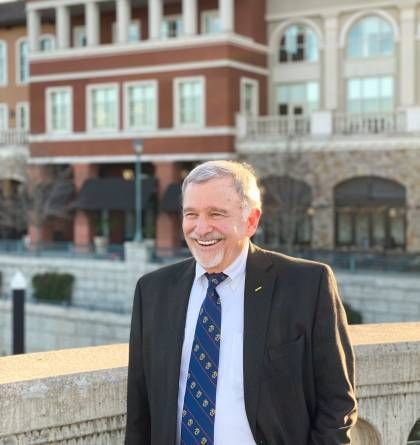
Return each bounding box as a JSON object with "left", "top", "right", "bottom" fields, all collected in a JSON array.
[{"left": 194, "top": 216, "right": 212, "bottom": 236}]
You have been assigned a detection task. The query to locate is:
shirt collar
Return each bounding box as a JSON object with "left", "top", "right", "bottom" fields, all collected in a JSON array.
[{"left": 194, "top": 240, "right": 249, "bottom": 289}]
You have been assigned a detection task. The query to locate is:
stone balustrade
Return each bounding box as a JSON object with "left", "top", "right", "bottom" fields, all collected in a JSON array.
[{"left": 1, "top": 323, "right": 420, "bottom": 444}]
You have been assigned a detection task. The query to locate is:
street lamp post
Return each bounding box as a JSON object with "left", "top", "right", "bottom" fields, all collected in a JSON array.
[{"left": 133, "top": 139, "right": 144, "bottom": 242}]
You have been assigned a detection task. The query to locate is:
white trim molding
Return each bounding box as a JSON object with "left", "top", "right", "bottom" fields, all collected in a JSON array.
[
  {"left": 0, "top": 40, "right": 8, "bottom": 87},
  {"left": 46, "top": 86, "right": 73, "bottom": 134},
  {"left": 16, "top": 101, "right": 30, "bottom": 131},
  {"left": 29, "top": 126, "right": 236, "bottom": 143},
  {"left": 240, "top": 77, "right": 259, "bottom": 116},
  {"left": 30, "top": 59, "right": 268, "bottom": 83},
  {"left": 123, "top": 79, "right": 158, "bottom": 131},
  {"left": 86, "top": 82, "right": 120, "bottom": 133},
  {"left": 28, "top": 151, "right": 235, "bottom": 165},
  {"left": 339, "top": 9, "right": 400, "bottom": 49},
  {"left": 173, "top": 75, "right": 206, "bottom": 129}
]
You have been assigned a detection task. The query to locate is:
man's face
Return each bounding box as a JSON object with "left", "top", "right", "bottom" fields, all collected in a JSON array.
[{"left": 182, "top": 176, "right": 261, "bottom": 273}]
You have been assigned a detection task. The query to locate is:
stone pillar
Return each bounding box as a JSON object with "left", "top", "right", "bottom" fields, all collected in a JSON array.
[
  {"left": 85, "top": 1, "right": 100, "bottom": 47},
  {"left": 56, "top": 5, "right": 70, "bottom": 49},
  {"left": 116, "top": 0, "right": 131, "bottom": 44},
  {"left": 400, "top": 7, "right": 416, "bottom": 106},
  {"left": 312, "top": 206, "right": 334, "bottom": 249},
  {"left": 73, "top": 164, "right": 98, "bottom": 246},
  {"left": 148, "top": 0, "right": 162, "bottom": 40},
  {"left": 182, "top": 0, "right": 197, "bottom": 36},
  {"left": 323, "top": 15, "right": 338, "bottom": 110},
  {"left": 154, "top": 162, "right": 181, "bottom": 255},
  {"left": 220, "top": 0, "right": 234, "bottom": 33},
  {"left": 27, "top": 9, "right": 41, "bottom": 53}
]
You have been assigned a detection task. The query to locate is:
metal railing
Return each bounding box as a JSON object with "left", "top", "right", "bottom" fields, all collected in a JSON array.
[
  {"left": 0, "top": 129, "right": 29, "bottom": 146},
  {"left": 333, "top": 111, "right": 406, "bottom": 135},
  {"left": 245, "top": 115, "right": 311, "bottom": 139}
]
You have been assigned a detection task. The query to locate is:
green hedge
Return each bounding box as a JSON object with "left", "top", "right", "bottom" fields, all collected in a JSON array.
[
  {"left": 343, "top": 302, "right": 363, "bottom": 325},
  {"left": 32, "top": 273, "right": 74, "bottom": 304}
]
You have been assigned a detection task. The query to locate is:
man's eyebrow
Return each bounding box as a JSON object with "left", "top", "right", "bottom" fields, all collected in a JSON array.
[{"left": 182, "top": 207, "right": 229, "bottom": 213}]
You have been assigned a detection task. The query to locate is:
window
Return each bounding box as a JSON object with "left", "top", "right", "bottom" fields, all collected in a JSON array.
[
  {"left": 277, "top": 81, "right": 319, "bottom": 116},
  {"left": 201, "top": 10, "right": 220, "bottom": 34},
  {"left": 88, "top": 84, "right": 119, "bottom": 132},
  {"left": 0, "top": 103, "right": 8, "bottom": 130},
  {"left": 0, "top": 40, "right": 7, "bottom": 86},
  {"left": 240, "top": 78, "right": 259, "bottom": 116},
  {"left": 46, "top": 87, "right": 72, "bottom": 134},
  {"left": 16, "top": 102, "right": 29, "bottom": 131},
  {"left": 40, "top": 35, "right": 55, "bottom": 52},
  {"left": 16, "top": 38, "right": 28, "bottom": 84},
  {"left": 347, "top": 16, "right": 394, "bottom": 58},
  {"left": 73, "top": 26, "right": 87, "bottom": 48},
  {"left": 347, "top": 76, "right": 393, "bottom": 113},
  {"left": 124, "top": 81, "right": 157, "bottom": 130},
  {"left": 175, "top": 77, "right": 205, "bottom": 128},
  {"left": 161, "top": 15, "right": 182, "bottom": 38},
  {"left": 279, "top": 24, "right": 318, "bottom": 63},
  {"left": 112, "top": 20, "right": 141, "bottom": 43}
]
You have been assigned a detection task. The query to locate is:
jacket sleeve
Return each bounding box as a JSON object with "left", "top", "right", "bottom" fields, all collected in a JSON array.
[
  {"left": 125, "top": 279, "right": 151, "bottom": 445},
  {"left": 309, "top": 265, "right": 358, "bottom": 445}
]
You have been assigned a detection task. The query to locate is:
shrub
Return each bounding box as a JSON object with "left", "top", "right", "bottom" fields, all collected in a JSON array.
[
  {"left": 343, "top": 302, "right": 363, "bottom": 325},
  {"left": 32, "top": 272, "right": 74, "bottom": 304}
]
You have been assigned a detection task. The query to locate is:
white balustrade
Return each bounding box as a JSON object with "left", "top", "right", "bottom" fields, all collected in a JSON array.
[{"left": 0, "top": 130, "right": 29, "bottom": 146}]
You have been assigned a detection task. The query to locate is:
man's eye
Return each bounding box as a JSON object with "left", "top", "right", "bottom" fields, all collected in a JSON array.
[
  {"left": 211, "top": 212, "right": 224, "bottom": 217},
  {"left": 184, "top": 213, "right": 197, "bottom": 218}
]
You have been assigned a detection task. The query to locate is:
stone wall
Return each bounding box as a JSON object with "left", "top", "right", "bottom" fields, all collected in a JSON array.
[
  {"left": 2, "top": 324, "right": 420, "bottom": 445},
  {"left": 0, "top": 300, "right": 130, "bottom": 356}
]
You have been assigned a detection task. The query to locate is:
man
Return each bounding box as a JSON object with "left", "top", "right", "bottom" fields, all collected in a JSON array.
[{"left": 125, "top": 160, "right": 357, "bottom": 445}]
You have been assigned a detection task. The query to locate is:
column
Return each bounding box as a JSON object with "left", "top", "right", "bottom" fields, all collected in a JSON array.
[
  {"left": 182, "top": 0, "right": 197, "bottom": 36},
  {"left": 56, "top": 5, "right": 70, "bottom": 49},
  {"left": 220, "top": 0, "right": 234, "bottom": 33},
  {"left": 154, "top": 162, "right": 181, "bottom": 255},
  {"left": 323, "top": 15, "right": 338, "bottom": 110},
  {"left": 148, "top": 0, "right": 162, "bottom": 40},
  {"left": 400, "top": 7, "right": 416, "bottom": 106},
  {"left": 116, "top": 0, "right": 131, "bottom": 44},
  {"left": 85, "top": 1, "right": 100, "bottom": 47},
  {"left": 27, "top": 9, "right": 41, "bottom": 53}
]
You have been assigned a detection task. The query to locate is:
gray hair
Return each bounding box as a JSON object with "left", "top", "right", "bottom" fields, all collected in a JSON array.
[{"left": 181, "top": 160, "right": 262, "bottom": 213}]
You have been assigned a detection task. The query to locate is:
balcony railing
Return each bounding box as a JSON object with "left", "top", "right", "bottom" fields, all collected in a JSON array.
[
  {"left": 245, "top": 115, "right": 311, "bottom": 140},
  {"left": 334, "top": 111, "right": 406, "bottom": 135},
  {"left": 0, "top": 129, "right": 29, "bottom": 146}
]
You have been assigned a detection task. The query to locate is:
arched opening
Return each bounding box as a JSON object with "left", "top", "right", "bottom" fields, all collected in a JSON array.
[
  {"left": 279, "top": 24, "right": 319, "bottom": 63},
  {"left": 352, "top": 418, "right": 381, "bottom": 445},
  {"left": 334, "top": 176, "right": 406, "bottom": 251},
  {"left": 408, "top": 419, "right": 420, "bottom": 443},
  {"left": 258, "top": 175, "right": 312, "bottom": 252}
]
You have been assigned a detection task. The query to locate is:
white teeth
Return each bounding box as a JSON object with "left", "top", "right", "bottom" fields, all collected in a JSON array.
[{"left": 197, "top": 239, "right": 220, "bottom": 246}]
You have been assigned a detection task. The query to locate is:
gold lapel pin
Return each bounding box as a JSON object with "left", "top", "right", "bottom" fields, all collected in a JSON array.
[{"left": 255, "top": 286, "right": 262, "bottom": 292}]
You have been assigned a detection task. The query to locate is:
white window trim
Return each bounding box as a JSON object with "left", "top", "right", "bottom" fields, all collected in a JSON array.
[
  {"left": 240, "top": 77, "right": 259, "bottom": 116},
  {"left": 0, "top": 40, "right": 8, "bottom": 87},
  {"left": 16, "top": 101, "right": 30, "bottom": 131},
  {"left": 46, "top": 86, "right": 73, "bottom": 134},
  {"left": 173, "top": 76, "right": 206, "bottom": 129},
  {"left": 0, "top": 103, "right": 9, "bottom": 130},
  {"left": 39, "top": 33, "right": 56, "bottom": 51},
  {"left": 201, "top": 10, "right": 220, "bottom": 35},
  {"left": 15, "top": 36, "right": 28, "bottom": 85},
  {"left": 73, "top": 26, "right": 87, "bottom": 48},
  {"left": 123, "top": 80, "right": 158, "bottom": 131},
  {"left": 86, "top": 82, "right": 120, "bottom": 133},
  {"left": 112, "top": 19, "right": 141, "bottom": 43},
  {"left": 161, "top": 14, "right": 183, "bottom": 39}
]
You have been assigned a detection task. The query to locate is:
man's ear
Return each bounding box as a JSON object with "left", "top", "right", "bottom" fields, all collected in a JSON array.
[{"left": 246, "top": 208, "right": 262, "bottom": 237}]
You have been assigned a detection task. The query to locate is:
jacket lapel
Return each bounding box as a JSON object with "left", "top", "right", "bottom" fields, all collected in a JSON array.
[{"left": 243, "top": 244, "right": 276, "bottom": 437}]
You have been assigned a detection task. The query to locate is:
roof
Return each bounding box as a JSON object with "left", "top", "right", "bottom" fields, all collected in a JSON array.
[{"left": 0, "top": 1, "right": 26, "bottom": 27}]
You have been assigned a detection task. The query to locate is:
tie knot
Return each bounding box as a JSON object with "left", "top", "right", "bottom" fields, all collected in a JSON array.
[{"left": 205, "top": 272, "right": 228, "bottom": 289}]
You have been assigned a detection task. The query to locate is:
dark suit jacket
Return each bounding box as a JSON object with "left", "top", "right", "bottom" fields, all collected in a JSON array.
[{"left": 125, "top": 244, "right": 358, "bottom": 445}]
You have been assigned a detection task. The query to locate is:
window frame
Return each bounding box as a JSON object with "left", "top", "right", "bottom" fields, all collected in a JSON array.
[
  {"left": 46, "top": 86, "right": 73, "bottom": 134},
  {"left": 73, "top": 26, "right": 87, "bottom": 48},
  {"left": 39, "top": 33, "right": 56, "bottom": 52},
  {"left": 240, "top": 77, "right": 259, "bottom": 116},
  {"left": 173, "top": 76, "right": 206, "bottom": 129},
  {"left": 112, "top": 19, "right": 141, "bottom": 43},
  {"left": 86, "top": 83, "right": 120, "bottom": 133},
  {"left": 161, "top": 14, "right": 183, "bottom": 39},
  {"left": 201, "top": 10, "right": 221, "bottom": 35},
  {"left": 123, "top": 79, "right": 158, "bottom": 131},
  {"left": 15, "top": 36, "right": 28, "bottom": 85},
  {"left": 16, "top": 101, "right": 30, "bottom": 131},
  {"left": 0, "top": 103, "right": 9, "bottom": 130},
  {"left": 0, "top": 40, "right": 8, "bottom": 87},
  {"left": 279, "top": 24, "right": 319, "bottom": 63}
]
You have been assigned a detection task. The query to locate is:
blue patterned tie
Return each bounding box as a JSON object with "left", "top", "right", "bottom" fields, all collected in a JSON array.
[{"left": 180, "top": 272, "right": 228, "bottom": 445}]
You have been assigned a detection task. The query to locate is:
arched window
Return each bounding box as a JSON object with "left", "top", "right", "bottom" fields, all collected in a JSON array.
[
  {"left": 335, "top": 177, "right": 406, "bottom": 250},
  {"left": 347, "top": 16, "right": 394, "bottom": 59},
  {"left": 258, "top": 176, "right": 313, "bottom": 250},
  {"left": 279, "top": 24, "right": 318, "bottom": 63}
]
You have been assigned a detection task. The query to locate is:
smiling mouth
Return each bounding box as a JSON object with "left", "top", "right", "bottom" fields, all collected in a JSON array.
[{"left": 194, "top": 239, "right": 223, "bottom": 247}]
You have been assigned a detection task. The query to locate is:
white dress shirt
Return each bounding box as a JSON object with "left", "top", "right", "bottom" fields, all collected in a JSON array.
[{"left": 176, "top": 241, "right": 256, "bottom": 445}]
